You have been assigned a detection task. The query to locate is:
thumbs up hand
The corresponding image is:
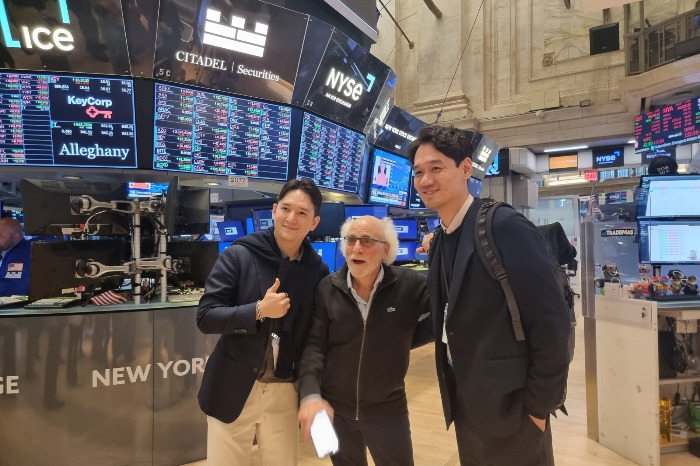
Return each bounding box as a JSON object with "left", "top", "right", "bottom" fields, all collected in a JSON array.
[{"left": 257, "top": 278, "right": 291, "bottom": 319}]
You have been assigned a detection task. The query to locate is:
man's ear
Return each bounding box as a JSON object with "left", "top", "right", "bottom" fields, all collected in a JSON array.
[
  {"left": 462, "top": 158, "right": 473, "bottom": 179},
  {"left": 309, "top": 215, "right": 320, "bottom": 231}
]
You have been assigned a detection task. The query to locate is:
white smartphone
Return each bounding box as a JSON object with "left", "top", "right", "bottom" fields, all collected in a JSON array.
[{"left": 310, "top": 409, "right": 339, "bottom": 459}]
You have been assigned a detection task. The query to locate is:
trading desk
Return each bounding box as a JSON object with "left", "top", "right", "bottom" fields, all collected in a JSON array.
[{"left": 0, "top": 301, "right": 216, "bottom": 465}]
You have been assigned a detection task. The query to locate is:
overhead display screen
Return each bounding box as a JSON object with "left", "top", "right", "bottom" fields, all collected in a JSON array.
[
  {"left": 296, "top": 112, "right": 365, "bottom": 193},
  {"left": 153, "top": 0, "right": 308, "bottom": 104},
  {"left": 634, "top": 97, "right": 700, "bottom": 154},
  {"left": 548, "top": 153, "right": 578, "bottom": 172},
  {"left": 298, "top": 28, "right": 391, "bottom": 132},
  {"left": 637, "top": 174, "right": 700, "bottom": 219},
  {"left": 592, "top": 146, "right": 624, "bottom": 169},
  {"left": 371, "top": 106, "right": 424, "bottom": 156},
  {"left": 465, "top": 130, "right": 500, "bottom": 180},
  {"left": 153, "top": 82, "right": 291, "bottom": 180},
  {"left": 0, "top": 73, "right": 137, "bottom": 168},
  {"left": 408, "top": 175, "right": 426, "bottom": 210},
  {"left": 368, "top": 148, "right": 411, "bottom": 208}
]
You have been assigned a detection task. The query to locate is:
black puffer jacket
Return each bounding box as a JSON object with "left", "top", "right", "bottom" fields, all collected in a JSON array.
[{"left": 298, "top": 263, "right": 432, "bottom": 420}]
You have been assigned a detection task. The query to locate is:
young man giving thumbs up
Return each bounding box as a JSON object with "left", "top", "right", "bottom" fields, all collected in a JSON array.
[{"left": 197, "top": 178, "right": 330, "bottom": 465}]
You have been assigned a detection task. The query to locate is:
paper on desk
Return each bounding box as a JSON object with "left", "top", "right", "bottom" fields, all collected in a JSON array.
[{"left": 310, "top": 409, "right": 339, "bottom": 458}]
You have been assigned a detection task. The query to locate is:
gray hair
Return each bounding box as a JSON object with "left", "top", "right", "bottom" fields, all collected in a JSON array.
[{"left": 339, "top": 216, "right": 399, "bottom": 264}]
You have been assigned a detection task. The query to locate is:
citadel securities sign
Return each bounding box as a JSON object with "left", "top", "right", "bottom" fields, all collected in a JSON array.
[
  {"left": 0, "top": 0, "right": 131, "bottom": 75},
  {"left": 153, "top": 0, "right": 308, "bottom": 104}
]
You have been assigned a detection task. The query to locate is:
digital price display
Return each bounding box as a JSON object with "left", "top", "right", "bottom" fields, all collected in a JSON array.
[
  {"left": 634, "top": 97, "right": 700, "bottom": 154},
  {"left": 153, "top": 83, "right": 291, "bottom": 180},
  {"left": 297, "top": 113, "right": 365, "bottom": 193},
  {"left": 0, "top": 73, "right": 137, "bottom": 168}
]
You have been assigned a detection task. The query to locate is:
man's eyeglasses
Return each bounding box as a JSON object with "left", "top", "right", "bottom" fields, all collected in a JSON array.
[{"left": 343, "top": 235, "right": 387, "bottom": 247}]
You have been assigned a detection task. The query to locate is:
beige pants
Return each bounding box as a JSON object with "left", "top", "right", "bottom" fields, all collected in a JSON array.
[{"left": 206, "top": 381, "right": 299, "bottom": 466}]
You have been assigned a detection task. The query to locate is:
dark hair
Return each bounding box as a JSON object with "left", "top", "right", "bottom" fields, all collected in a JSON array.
[
  {"left": 407, "top": 124, "right": 474, "bottom": 166},
  {"left": 648, "top": 155, "right": 678, "bottom": 175},
  {"left": 278, "top": 178, "right": 323, "bottom": 215}
]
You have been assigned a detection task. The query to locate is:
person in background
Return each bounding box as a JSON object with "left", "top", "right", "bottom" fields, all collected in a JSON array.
[
  {"left": 408, "top": 124, "right": 569, "bottom": 466},
  {"left": 0, "top": 218, "right": 31, "bottom": 296},
  {"left": 647, "top": 155, "right": 678, "bottom": 175},
  {"left": 196, "top": 178, "right": 329, "bottom": 466},
  {"left": 298, "top": 215, "right": 432, "bottom": 466}
]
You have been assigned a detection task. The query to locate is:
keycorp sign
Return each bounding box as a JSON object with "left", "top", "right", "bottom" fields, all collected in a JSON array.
[{"left": 0, "top": 0, "right": 73, "bottom": 51}]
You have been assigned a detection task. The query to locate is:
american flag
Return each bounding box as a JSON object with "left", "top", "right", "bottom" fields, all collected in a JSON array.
[
  {"left": 587, "top": 193, "right": 601, "bottom": 217},
  {"left": 90, "top": 290, "right": 128, "bottom": 306}
]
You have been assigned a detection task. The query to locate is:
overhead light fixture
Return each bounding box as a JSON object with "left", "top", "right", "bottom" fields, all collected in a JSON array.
[
  {"left": 627, "top": 139, "right": 635, "bottom": 144},
  {"left": 205, "top": 182, "right": 220, "bottom": 186},
  {"left": 63, "top": 175, "right": 82, "bottom": 180},
  {"left": 543, "top": 145, "right": 588, "bottom": 153}
]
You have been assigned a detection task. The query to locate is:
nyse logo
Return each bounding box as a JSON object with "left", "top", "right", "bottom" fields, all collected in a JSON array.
[
  {"left": 202, "top": 7, "right": 268, "bottom": 58},
  {"left": 596, "top": 155, "right": 617, "bottom": 164},
  {"left": 0, "top": 0, "right": 74, "bottom": 51},
  {"left": 325, "top": 68, "right": 376, "bottom": 102},
  {"left": 224, "top": 226, "right": 239, "bottom": 236}
]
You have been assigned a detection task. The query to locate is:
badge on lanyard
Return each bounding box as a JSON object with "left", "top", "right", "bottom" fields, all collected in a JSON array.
[{"left": 441, "top": 303, "right": 449, "bottom": 344}]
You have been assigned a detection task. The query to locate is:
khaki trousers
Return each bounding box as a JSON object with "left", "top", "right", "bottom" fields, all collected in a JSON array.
[{"left": 206, "top": 381, "right": 299, "bottom": 466}]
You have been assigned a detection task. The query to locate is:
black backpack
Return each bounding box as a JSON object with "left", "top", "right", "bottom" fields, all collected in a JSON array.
[{"left": 474, "top": 202, "right": 577, "bottom": 362}]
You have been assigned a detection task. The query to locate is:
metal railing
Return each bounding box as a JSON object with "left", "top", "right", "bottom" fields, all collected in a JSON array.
[{"left": 625, "top": 8, "right": 700, "bottom": 76}]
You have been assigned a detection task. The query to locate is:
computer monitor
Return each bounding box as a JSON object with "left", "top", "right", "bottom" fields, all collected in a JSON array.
[
  {"left": 245, "top": 217, "right": 255, "bottom": 235},
  {"left": 21, "top": 179, "right": 129, "bottom": 236},
  {"left": 126, "top": 182, "right": 169, "bottom": 199},
  {"left": 29, "top": 239, "right": 128, "bottom": 301},
  {"left": 426, "top": 217, "right": 440, "bottom": 232},
  {"left": 310, "top": 241, "right": 338, "bottom": 273},
  {"left": 344, "top": 205, "right": 389, "bottom": 220},
  {"left": 367, "top": 148, "right": 411, "bottom": 208},
  {"left": 395, "top": 241, "right": 418, "bottom": 263},
  {"left": 174, "top": 188, "right": 211, "bottom": 235},
  {"left": 313, "top": 202, "right": 346, "bottom": 238},
  {"left": 252, "top": 208, "right": 274, "bottom": 232},
  {"left": 393, "top": 219, "right": 418, "bottom": 240},
  {"left": 167, "top": 241, "right": 220, "bottom": 287},
  {"left": 638, "top": 220, "right": 700, "bottom": 265},
  {"left": 335, "top": 241, "right": 346, "bottom": 270},
  {"left": 468, "top": 178, "right": 482, "bottom": 198},
  {"left": 637, "top": 174, "right": 700, "bottom": 219},
  {"left": 218, "top": 242, "right": 232, "bottom": 254},
  {"left": 217, "top": 220, "right": 246, "bottom": 242}
]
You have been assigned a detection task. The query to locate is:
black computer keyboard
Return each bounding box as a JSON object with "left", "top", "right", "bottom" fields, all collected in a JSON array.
[
  {"left": 646, "top": 294, "right": 700, "bottom": 302},
  {"left": 25, "top": 297, "right": 81, "bottom": 309}
]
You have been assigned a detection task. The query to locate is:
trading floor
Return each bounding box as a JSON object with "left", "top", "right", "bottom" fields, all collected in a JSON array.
[{"left": 185, "top": 302, "right": 696, "bottom": 466}]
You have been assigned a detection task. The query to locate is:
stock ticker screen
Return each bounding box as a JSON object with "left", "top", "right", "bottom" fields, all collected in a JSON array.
[
  {"left": 297, "top": 113, "right": 366, "bottom": 193},
  {"left": 153, "top": 83, "right": 291, "bottom": 180},
  {"left": 634, "top": 97, "right": 700, "bottom": 154},
  {"left": 0, "top": 73, "right": 137, "bottom": 168}
]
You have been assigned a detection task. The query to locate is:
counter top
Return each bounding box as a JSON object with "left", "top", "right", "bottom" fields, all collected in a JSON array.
[{"left": 0, "top": 299, "right": 196, "bottom": 317}]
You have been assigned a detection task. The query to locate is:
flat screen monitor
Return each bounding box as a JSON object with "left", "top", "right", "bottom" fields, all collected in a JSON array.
[
  {"left": 219, "top": 241, "right": 232, "bottom": 254},
  {"left": 395, "top": 241, "right": 417, "bottom": 262},
  {"left": 153, "top": 82, "right": 292, "bottom": 180},
  {"left": 344, "top": 205, "right": 389, "bottom": 220},
  {"left": 408, "top": 176, "right": 426, "bottom": 210},
  {"left": 217, "top": 220, "right": 246, "bottom": 241},
  {"left": 252, "top": 208, "right": 274, "bottom": 232},
  {"left": 314, "top": 202, "right": 346, "bottom": 237},
  {"left": 127, "top": 182, "right": 169, "bottom": 199},
  {"left": 2, "top": 208, "right": 23, "bottom": 223},
  {"left": 634, "top": 97, "right": 700, "bottom": 154},
  {"left": 426, "top": 217, "right": 440, "bottom": 232},
  {"left": 393, "top": 219, "right": 418, "bottom": 240},
  {"left": 371, "top": 106, "right": 424, "bottom": 156},
  {"left": 468, "top": 132, "right": 500, "bottom": 180},
  {"left": 335, "top": 240, "right": 346, "bottom": 270},
  {"left": 296, "top": 112, "right": 366, "bottom": 193},
  {"left": 167, "top": 241, "right": 219, "bottom": 287},
  {"left": 367, "top": 148, "right": 411, "bottom": 208},
  {"left": 245, "top": 217, "right": 254, "bottom": 235},
  {"left": 638, "top": 220, "right": 700, "bottom": 264},
  {"left": 468, "top": 178, "right": 482, "bottom": 198},
  {"left": 548, "top": 154, "right": 578, "bottom": 172},
  {"left": 0, "top": 73, "right": 137, "bottom": 168},
  {"left": 21, "top": 179, "right": 129, "bottom": 236},
  {"left": 637, "top": 175, "right": 700, "bottom": 219},
  {"left": 592, "top": 146, "right": 625, "bottom": 169},
  {"left": 298, "top": 28, "right": 392, "bottom": 132},
  {"left": 310, "top": 241, "right": 338, "bottom": 273},
  {"left": 174, "top": 188, "right": 210, "bottom": 235},
  {"left": 29, "top": 239, "right": 128, "bottom": 301}
]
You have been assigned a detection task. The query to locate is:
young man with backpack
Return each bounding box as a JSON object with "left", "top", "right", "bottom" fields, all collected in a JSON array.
[{"left": 408, "top": 125, "right": 570, "bottom": 466}]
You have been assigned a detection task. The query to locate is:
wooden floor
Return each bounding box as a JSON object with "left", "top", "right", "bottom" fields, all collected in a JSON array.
[{"left": 189, "top": 304, "right": 699, "bottom": 465}]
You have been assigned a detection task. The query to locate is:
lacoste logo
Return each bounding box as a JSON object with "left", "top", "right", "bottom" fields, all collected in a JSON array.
[
  {"left": 387, "top": 307, "right": 396, "bottom": 313},
  {"left": 202, "top": 7, "right": 268, "bottom": 58}
]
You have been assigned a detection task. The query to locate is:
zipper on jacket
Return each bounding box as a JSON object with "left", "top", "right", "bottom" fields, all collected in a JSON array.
[{"left": 356, "top": 318, "right": 367, "bottom": 420}]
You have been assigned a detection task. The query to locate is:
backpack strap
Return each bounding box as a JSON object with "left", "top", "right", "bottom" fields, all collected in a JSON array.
[{"left": 475, "top": 201, "right": 526, "bottom": 342}]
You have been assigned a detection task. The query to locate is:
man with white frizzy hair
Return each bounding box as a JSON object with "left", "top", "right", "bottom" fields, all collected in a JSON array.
[{"left": 298, "top": 215, "right": 433, "bottom": 466}]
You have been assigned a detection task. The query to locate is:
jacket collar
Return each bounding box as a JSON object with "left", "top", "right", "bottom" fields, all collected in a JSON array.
[{"left": 332, "top": 262, "right": 397, "bottom": 293}]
